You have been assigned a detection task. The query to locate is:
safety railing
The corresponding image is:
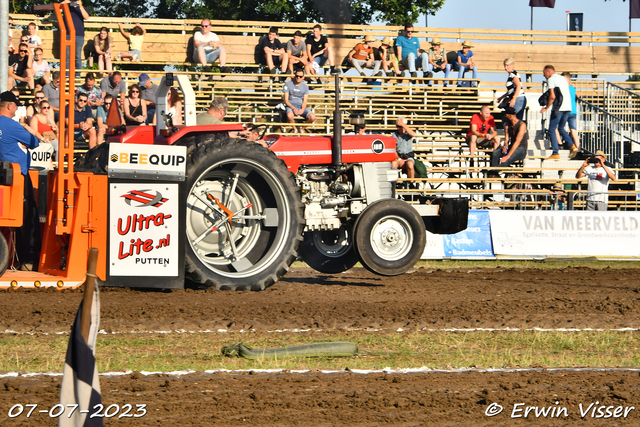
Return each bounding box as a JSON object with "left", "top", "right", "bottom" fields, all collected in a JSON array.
[{"left": 605, "top": 83, "right": 640, "bottom": 145}]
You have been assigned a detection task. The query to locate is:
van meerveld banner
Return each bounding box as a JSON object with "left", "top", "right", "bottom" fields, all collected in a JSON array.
[
  {"left": 422, "top": 210, "right": 494, "bottom": 259},
  {"left": 489, "top": 211, "right": 640, "bottom": 257}
]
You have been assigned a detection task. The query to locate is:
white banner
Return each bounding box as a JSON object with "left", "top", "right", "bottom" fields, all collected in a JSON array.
[
  {"left": 109, "top": 183, "right": 180, "bottom": 276},
  {"left": 489, "top": 211, "right": 640, "bottom": 257}
]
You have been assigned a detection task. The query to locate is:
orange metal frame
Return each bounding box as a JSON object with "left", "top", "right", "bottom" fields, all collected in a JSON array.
[{"left": 0, "top": 4, "right": 107, "bottom": 288}]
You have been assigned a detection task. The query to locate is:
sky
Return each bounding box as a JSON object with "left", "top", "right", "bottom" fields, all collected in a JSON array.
[{"left": 421, "top": 0, "right": 631, "bottom": 33}]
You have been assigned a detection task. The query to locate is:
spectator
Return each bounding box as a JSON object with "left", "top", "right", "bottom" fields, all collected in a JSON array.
[
  {"left": 427, "top": 37, "right": 450, "bottom": 86},
  {"left": 541, "top": 64, "right": 577, "bottom": 161},
  {"left": 379, "top": 37, "right": 401, "bottom": 78},
  {"left": 575, "top": 150, "right": 616, "bottom": 211},
  {"left": 96, "top": 94, "right": 124, "bottom": 144},
  {"left": 489, "top": 106, "right": 527, "bottom": 172},
  {"left": 261, "top": 27, "right": 289, "bottom": 80},
  {"left": 0, "top": 91, "right": 41, "bottom": 271},
  {"left": 193, "top": 19, "right": 230, "bottom": 74},
  {"left": 9, "top": 43, "right": 34, "bottom": 89},
  {"left": 8, "top": 17, "right": 14, "bottom": 55},
  {"left": 100, "top": 71, "right": 127, "bottom": 106},
  {"left": 10, "top": 88, "right": 27, "bottom": 124},
  {"left": 283, "top": 70, "right": 316, "bottom": 133},
  {"left": 196, "top": 97, "right": 228, "bottom": 125},
  {"left": 391, "top": 117, "right": 416, "bottom": 179},
  {"left": 124, "top": 84, "right": 147, "bottom": 126},
  {"left": 286, "top": 30, "right": 312, "bottom": 76},
  {"left": 305, "top": 24, "right": 339, "bottom": 75},
  {"left": 26, "top": 91, "right": 54, "bottom": 124},
  {"left": 66, "top": 92, "right": 98, "bottom": 149},
  {"left": 456, "top": 41, "right": 478, "bottom": 87},
  {"left": 395, "top": 23, "right": 429, "bottom": 80},
  {"left": 25, "top": 22, "right": 42, "bottom": 54},
  {"left": 32, "top": 47, "right": 51, "bottom": 90},
  {"left": 497, "top": 57, "right": 526, "bottom": 121},
  {"left": 29, "top": 100, "right": 58, "bottom": 152},
  {"left": 62, "top": 0, "right": 89, "bottom": 73},
  {"left": 239, "top": 124, "right": 268, "bottom": 148},
  {"left": 92, "top": 27, "right": 113, "bottom": 77},
  {"left": 347, "top": 35, "right": 381, "bottom": 77},
  {"left": 76, "top": 72, "right": 104, "bottom": 117},
  {"left": 166, "top": 87, "right": 182, "bottom": 126},
  {"left": 561, "top": 71, "right": 581, "bottom": 157},
  {"left": 42, "top": 71, "right": 61, "bottom": 119},
  {"left": 117, "top": 22, "right": 145, "bottom": 62},
  {"left": 138, "top": 73, "right": 158, "bottom": 124},
  {"left": 549, "top": 182, "right": 567, "bottom": 210},
  {"left": 466, "top": 105, "right": 500, "bottom": 155}
]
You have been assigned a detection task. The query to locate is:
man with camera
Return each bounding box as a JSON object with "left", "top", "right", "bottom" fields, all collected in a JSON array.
[{"left": 575, "top": 150, "right": 616, "bottom": 211}]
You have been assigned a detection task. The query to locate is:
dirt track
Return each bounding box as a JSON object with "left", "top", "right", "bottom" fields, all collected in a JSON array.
[{"left": 2, "top": 266, "right": 640, "bottom": 425}]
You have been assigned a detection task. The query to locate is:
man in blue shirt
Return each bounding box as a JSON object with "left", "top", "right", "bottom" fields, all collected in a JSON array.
[
  {"left": 66, "top": 92, "right": 99, "bottom": 148},
  {"left": 395, "top": 23, "right": 429, "bottom": 80},
  {"left": 0, "top": 91, "right": 41, "bottom": 270}
]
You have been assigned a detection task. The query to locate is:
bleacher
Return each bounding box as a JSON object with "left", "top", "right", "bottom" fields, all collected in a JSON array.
[{"left": 9, "top": 14, "right": 640, "bottom": 210}]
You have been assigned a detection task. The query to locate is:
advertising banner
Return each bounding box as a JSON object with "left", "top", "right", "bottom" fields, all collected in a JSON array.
[
  {"left": 109, "top": 183, "right": 180, "bottom": 276},
  {"left": 29, "top": 143, "right": 55, "bottom": 171},
  {"left": 489, "top": 211, "right": 640, "bottom": 257},
  {"left": 422, "top": 210, "right": 494, "bottom": 259}
]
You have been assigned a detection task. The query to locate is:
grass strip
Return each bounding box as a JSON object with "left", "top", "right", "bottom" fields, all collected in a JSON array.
[{"left": 1, "top": 330, "right": 639, "bottom": 373}]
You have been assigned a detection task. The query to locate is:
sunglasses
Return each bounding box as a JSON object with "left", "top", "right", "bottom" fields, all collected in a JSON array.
[
  {"left": 41, "top": 106, "right": 50, "bottom": 110},
  {"left": 19, "top": 50, "right": 28, "bottom": 53},
  {"left": 77, "top": 99, "right": 87, "bottom": 103},
  {"left": 36, "top": 96, "right": 45, "bottom": 100},
  {"left": 131, "top": 90, "right": 139, "bottom": 93},
  {"left": 295, "top": 75, "right": 304, "bottom": 78},
  {"left": 406, "top": 30, "right": 413, "bottom": 33},
  {"left": 201, "top": 24, "right": 210, "bottom": 27}
]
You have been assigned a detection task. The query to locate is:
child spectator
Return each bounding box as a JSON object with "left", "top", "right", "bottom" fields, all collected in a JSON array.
[
  {"left": 117, "top": 22, "right": 145, "bottom": 62},
  {"left": 549, "top": 183, "right": 566, "bottom": 210},
  {"left": 379, "top": 37, "right": 401, "bottom": 77},
  {"left": 32, "top": 47, "right": 51, "bottom": 90},
  {"left": 92, "top": 27, "right": 113, "bottom": 76},
  {"left": 347, "top": 35, "right": 381, "bottom": 77},
  {"left": 9, "top": 43, "right": 34, "bottom": 90},
  {"left": 427, "top": 37, "right": 451, "bottom": 86},
  {"left": 456, "top": 41, "right": 478, "bottom": 87},
  {"left": 25, "top": 22, "right": 42, "bottom": 54}
]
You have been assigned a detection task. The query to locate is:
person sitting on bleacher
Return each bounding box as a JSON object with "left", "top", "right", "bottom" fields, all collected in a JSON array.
[
  {"left": 66, "top": 92, "right": 98, "bottom": 149},
  {"left": 379, "top": 37, "right": 401, "bottom": 78},
  {"left": 124, "top": 84, "right": 147, "bottom": 127},
  {"left": 261, "top": 27, "right": 289, "bottom": 81},
  {"left": 42, "top": 71, "right": 60, "bottom": 121},
  {"left": 305, "top": 24, "right": 339, "bottom": 75},
  {"left": 32, "top": 47, "right": 50, "bottom": 91},
  {"left": 283, "top": 70, "right": 316, "bottom": 133},
  {"left": 96, "top": 94, "right": 124, "bottom": 145},
  {"left": 286, "top": 31, "right": 313, "bottom": 77},
  {"left": 9, "top": 42, "right": 35, "bottom": 90},
  {"left": 193, "top": 19, "right": 230, "bottom": 74},
  {"left": 100, "top": 71, "right": 127, "bottom": 108},
  {"left": 116, "top": 22, "right": 145, "bottom": 62},
  {"left": 456, "top": 41, "right": 478, "bottom": 87},
  {"left": 92, "top": 27, "right": 114, "bottom": 77},
  {"left": 391, "top": 117, "right": 416, "bottom": 179},
  {"left": 427, "top": 38, "right": 450, "bottom": 86},
  {"left": 139, "top": 73, "right": 158, "bottom": 124},
  {"left": 466, "top": 105, "right": 499, "bottom": 155},
  {"left": 347, "top": 35, "right": 381, "bottom": 77},
  {"left": 76, "top": 72, "right": 104, "bottom": 117},
  {"left": 25, "top": 22, "right": 42, "bottom": 55},
  {"left": 396, "top": 23, "right": 429, "bottom": 80},
  {"left": 489, "top": 106, "right": 527, "bottom": 174}
]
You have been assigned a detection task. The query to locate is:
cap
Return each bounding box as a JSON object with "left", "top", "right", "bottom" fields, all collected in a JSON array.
[
  {"left": 462, "top": 40, "right": 473, "bottom": 48},
  {"left": 552, "top": 183, "right": 563, "bottom": 191},
  {"left": 503, "top": 106, "right": 517, "bottom": 115},
  {"left": 431, "top": 37, "right": 442, "bottom": 45},
  {"left": 595, "top": 150, "right": 607, "bottom": 160},
  {"left": 364, "top": 35, "right": 376, "bottom": 42},
  {"left": 381, "top": 36, "right": 392, "bottom": 46},
  {"left": 0, "top": 91, "right": 21, "bottom": 106},
  {"left": 139, "top": 73, "right": 150, "bottom": 86}
]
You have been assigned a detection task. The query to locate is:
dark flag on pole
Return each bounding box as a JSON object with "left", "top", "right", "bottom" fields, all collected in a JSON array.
[
  {"left": 529, "top": 0, "right": 556, "bottom": 7},
  {"left": 631, "top": 0, "right": 640, "bottom": 19},
  {"left": 58, "top": 286, "right": 103, "bottom": 427}
]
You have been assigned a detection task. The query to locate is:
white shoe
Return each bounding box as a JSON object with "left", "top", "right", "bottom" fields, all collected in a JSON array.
[{"left": 131, "top": 53, "right": 139, "bottom": 62}]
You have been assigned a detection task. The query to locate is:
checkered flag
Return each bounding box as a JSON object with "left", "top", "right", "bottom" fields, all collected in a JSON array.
[{"left": 59, "top": 251, "right": 103, "bottom": 427}]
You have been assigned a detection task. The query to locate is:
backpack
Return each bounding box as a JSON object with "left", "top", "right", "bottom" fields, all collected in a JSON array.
[
  {"left": 254, "top": 34, "right": 268, "bottom": 65},
  {"left": 538, "top": 87, "right": 563, "bottom": 111},
  {"left": 414, "top": 159, "right": 428, "bottom": 178}
]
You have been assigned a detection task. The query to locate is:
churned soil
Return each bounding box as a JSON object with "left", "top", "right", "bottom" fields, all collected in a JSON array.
[{"left": 2, "top": 266, "right": 640, "bottom": 425}]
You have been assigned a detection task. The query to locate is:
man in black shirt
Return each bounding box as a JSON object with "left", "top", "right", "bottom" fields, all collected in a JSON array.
[
  {"left": 260, "top": 27, "right": 289, "bottom": 78},
  {"left": 8, "top": 43, "right": 34, "bottom": 89},
  {"left": 66, "top": 93, "right": 99, "bottom": 149},
  {"left": 305, "top": 24, "right": 339, "bottom": 74}
]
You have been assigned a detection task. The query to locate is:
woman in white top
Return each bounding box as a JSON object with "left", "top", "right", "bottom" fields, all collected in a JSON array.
[{"left": 166, "top": 87, "right": 182, "bottom": 126}]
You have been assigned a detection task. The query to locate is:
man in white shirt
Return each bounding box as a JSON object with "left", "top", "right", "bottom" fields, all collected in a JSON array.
[
  {"left": 541, "top": 64, "right": 578, "bottom": 160},
  {"left": 575, "top": 150, "right": 616, "bottom": 211},
  {"left": 193, "top": 19, "right": 230, "bottom": 74}
]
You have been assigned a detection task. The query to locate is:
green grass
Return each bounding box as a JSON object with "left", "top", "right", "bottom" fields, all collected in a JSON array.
[{"left": 2, "top": 330, "right": 640, "bottom": 373}]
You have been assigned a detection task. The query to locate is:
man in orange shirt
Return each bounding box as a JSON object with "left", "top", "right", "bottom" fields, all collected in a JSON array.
[{"left": 347, "top": 35, "right": 381, "bottom": 77}]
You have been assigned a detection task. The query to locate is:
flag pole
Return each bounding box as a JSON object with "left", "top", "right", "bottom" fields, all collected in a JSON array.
[
  {"left": 530, "top": 6, "right": 534, "bottom": 44},
  {"left": 80, "top": 248, "right": 99, "bottom": 343}
]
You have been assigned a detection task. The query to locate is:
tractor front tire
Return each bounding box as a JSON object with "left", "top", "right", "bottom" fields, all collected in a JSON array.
[{"left": 184, "top": 137, "right": 304, "bottom": 290}]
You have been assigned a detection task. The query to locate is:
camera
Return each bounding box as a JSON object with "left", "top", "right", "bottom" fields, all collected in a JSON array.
[{"left": 587, "top": 157, "right": 599, "bottom": 164}]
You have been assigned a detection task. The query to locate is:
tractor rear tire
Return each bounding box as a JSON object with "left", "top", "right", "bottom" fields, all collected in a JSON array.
[
  {"left": 353, "top": 199, "right": 426, "bottom": 276},
  {"left": 184, "top": 136, "right": 304, "bottom": 290},
  {"left": 300, "top": 225, "right": 359, "bottom": 274},
  {"left": 0, "top": 232, "right": 8, "bottom": 277},
  {"left": 75, "top": 143, "right": 109, "bottom": 173}
]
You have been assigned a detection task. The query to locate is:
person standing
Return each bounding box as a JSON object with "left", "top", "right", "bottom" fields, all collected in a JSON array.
[
  {"left": 395, "top": 23, "right": 429, "bottom": 79},
  {"left": 283, "top": 70, "right": 316, "bottom": 133},
  {"left": 541, "top": 64, "right": 577, "bottom": 160},
  {"left": 497, "top": 57, "right": 526, "bottom": 121},
  {"left": 561, "top": 71, "right": 580, "bottom": 157},
  {"left": 62, "top": 0, "right": 89, "bottom": 73},
  {"left": 391, "top": 117, "right": 416, "bottom": 179},
  {"left": 575, "top": 150, "right": 616, "bottom": 211},
  {"left": 490, "top": 106, "right": 528, "bottom": 171},
  {"left": 0, "top": 91, "right": 41, "bottom": 271}
]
